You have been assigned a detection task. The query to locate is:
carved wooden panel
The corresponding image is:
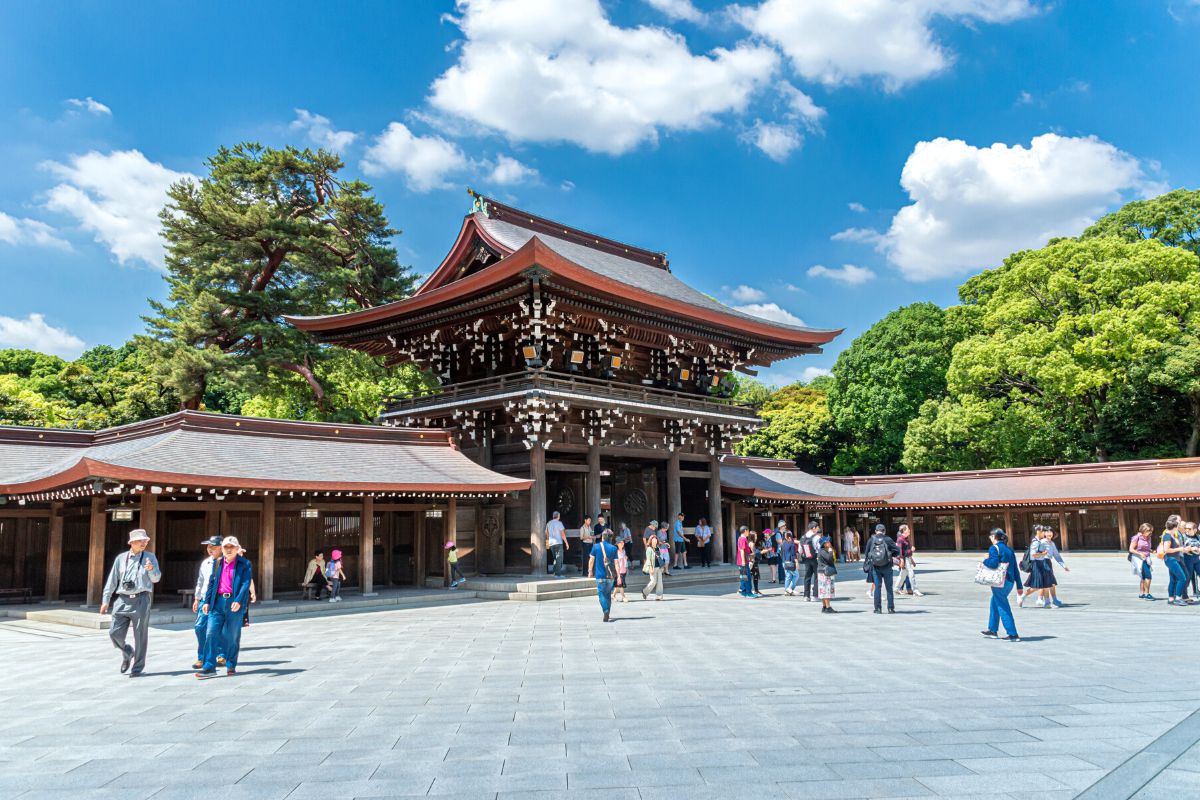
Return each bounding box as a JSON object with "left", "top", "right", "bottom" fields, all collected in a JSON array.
[{"left": 478, "top": 504, "right": 506, "bottom": 574}]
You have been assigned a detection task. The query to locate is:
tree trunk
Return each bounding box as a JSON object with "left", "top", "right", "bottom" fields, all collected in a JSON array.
[
  {"left": 280, "top": 361, "right": 327, "bottom": 412},
  {"left": 1189, "top": 397, "right": 1200, "bottom": 458}
]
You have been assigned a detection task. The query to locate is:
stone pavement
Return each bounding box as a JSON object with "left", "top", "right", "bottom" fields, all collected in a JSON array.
[{"left": 2, "top": 554, "right": 1198, "bottom": 799}]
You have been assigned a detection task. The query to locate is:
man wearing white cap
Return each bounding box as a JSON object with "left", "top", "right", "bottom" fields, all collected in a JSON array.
[
  {"left": 99, "top": 529, "right": 161, "bottom": 677},
  {"left": 196, "top": 535, "right": 253, "bottom": 678}
]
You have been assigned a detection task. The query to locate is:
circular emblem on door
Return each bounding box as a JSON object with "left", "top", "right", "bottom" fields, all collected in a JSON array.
[
  {"left": 623, "top": 488, "right": 648, "bottom": 515},
  {"left": 555, "top": 487, "right": 575, "bottom": 515}
]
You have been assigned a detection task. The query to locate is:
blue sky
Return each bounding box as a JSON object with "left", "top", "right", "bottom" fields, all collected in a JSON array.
[{"left": 1, "top": 0, "right": 1198, "bottom": 385}]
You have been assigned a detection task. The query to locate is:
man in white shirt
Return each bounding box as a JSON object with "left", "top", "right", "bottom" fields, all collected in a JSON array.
[
  {"left": 546, "top": 511, "right": 568, "bottom": 578},
  {"left": 191, "top": 536, "right": 222, "bottom": 669}
]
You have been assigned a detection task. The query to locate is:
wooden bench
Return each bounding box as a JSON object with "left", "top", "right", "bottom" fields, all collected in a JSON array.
[
  {"left": 0, "top": 587, "right": 33, "bottom": 604},
  {"left": 177, "top": 588, "right": 195, "bottom": 608}
]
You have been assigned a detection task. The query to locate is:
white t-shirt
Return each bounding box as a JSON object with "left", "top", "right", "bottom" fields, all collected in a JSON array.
[{"left": 546, "top": 519, "right": 565, "bottom": 546}]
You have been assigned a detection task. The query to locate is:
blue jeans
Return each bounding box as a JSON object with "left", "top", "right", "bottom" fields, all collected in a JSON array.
[
  {"left": 194, "top": 608, "right": 208, "bottom": 660},
  {"left": 1165, "top": 557, "right": 1187, "bottom": 598},
  {"left": 595, "top": 578, "right": 614, "bottom": 615},
  {"left": 1183, "top": 554, "right": 1199, "bottom": 597},
  {"left": 988, "top": 581, "right": 1018, "bottom": 637},
  {"left": 872, "top": 567, "right": 894, "bottom": 611},
  {"left": 204, "top": 596, "right": 245, "bottom": 670},
  {"left": 739, "top": 565, "right": 752, "bottom": 596},
  {"left": 784, "top": 567, "right": 799, "bottom": 592},
  {"left": 550, "top": 544, "right": 565, "bottom": 576}
]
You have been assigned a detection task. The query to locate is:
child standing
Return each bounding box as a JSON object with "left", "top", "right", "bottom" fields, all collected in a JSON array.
[
  {"left": 657, "top": 523, "right": 672, "bottom": 576},
  {"left": 326, "top": 549, "right": 345, "bottom": 602},
  {"left": 614, "top": 540, "right": 629, "bottom": 603},
  {"left": 446, "top": 542, "right": 466, "bottom": 587}
]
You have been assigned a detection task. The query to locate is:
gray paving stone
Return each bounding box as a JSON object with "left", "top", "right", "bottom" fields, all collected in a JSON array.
[{"left": 915, "top": 772, "right": 1072, "bottom": 795}]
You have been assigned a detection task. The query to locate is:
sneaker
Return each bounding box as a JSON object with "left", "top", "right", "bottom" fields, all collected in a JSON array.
[
  {"left": 1017, "top": 593, "right": 1026, "bottom": 607},
  {"left": 329, "top": 598, "right": 337, "bottom": 603},
  {"left": 873, "top": 609, "right": 882, "bottom": 614},
  {"left": 826, "top": 607, "right": 838, "bottom": 614},
  {"left": 1035, "top": 598, "right": 1045, "bottom": 607},
  {"left": 1006, "top": 635, "right": 1021, "bottom": 642},
  {"left": 913, "top": 590, "right": 925, "bottom": 597},
  {"left": 1144, "top": 594, "right": 1155, "bottom": 601},
  {"left": 622, "top": 597, "right": 628, "bottom": 603},
  {"left": 1052, "top": 598, "right": 1063, "bottom": 607},
  {"left": 226, "top": 668, "right": 236, "bottom": 676},
  {"left": 195, "top": 669, "right": 217, "bottom": 679},
  {"left": 981, "top": 630, "right": 998, "bottom": 638}
]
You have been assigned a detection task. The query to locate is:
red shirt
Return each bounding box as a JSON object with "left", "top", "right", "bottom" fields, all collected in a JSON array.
[{"left": 217, "top": 557, "right": 236, "bottom": 595}]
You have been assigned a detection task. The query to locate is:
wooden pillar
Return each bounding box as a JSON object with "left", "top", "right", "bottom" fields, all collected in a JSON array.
[
  {"left": 1117, "top": 506, "right": 1129, "bottom": 550},
  {"left": 708, "top": 453, "right": 724, "bottom": 564},
  {"left": 444, "top": 497, "right": 457, "bottom": 588},
  {"left": 359, "top": 496, "right": 375, "bottom": 595},
  {"left": 529, "top": 441, "right": 547, "bottom": 576},
  {"left": 44, "top": 502, "right": 64, "bottom": 601},
  {"left": 953, "top": 512, "right": 963, "bottom": 552},
  {"left": 1058, "top": 510, "right": 1069, "bottom": 551},
  {"left": 667, "top": 450, "right": 682, "bottom": 520},
  {"left": 205, "top": 505, "right": 219, "bottom": 538},
  {"left": 1004, "top": 508, "right": 1014, "bottom": 539},
  {"left": 260, "top": 494, "right": 276, "bottom": 601},
  {"left": 415, "top": 511, "right": 427, "bottom": 585},
  {"left": 905, "top": 508, "right": 914, "bottom": 536},
  {"left": 140, "top": 493, "right": 158, "bottom": 577},
  {"left": 13, "top": 518, "right": 28, "bottom": 589},
  {"left": 85, "top": 496, "right": 107, "bottom": 606},
  {"left": 587, "top": 444, "right": 602, "bottom": 520},
  {"left": 480, "top": 425, "right": 493, "bottom": 470}
]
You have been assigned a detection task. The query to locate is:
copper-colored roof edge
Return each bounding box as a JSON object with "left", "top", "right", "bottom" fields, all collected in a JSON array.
[
  {"left": 721, "top": 486, "right": 894, "bottom": 504},
  {"left": 0, "top": 411, "right": 458, "bottom": 448},
  {"left": 826, "top": 456, "right": 1200, "bottom": 485}
]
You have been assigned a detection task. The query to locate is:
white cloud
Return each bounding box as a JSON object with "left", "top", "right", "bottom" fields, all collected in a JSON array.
[
  {"left": 290, "top": 109, "right": 358, "bottom": 152},
  {"left": 777, "top": 81, "right": 825, "bottom": 127},
  {"left": 0, "top": 212, "right": 70, "bottom": 250},
  {"left": 733, "top": 302, "right": 807, "bottom": 327},
  {"left": 879, "top": 133, "right": 1149, "bottom": 281},
  {"left": 732, "top": 0, "right": 1037, "bottom": 90},
  {"left": 806, "top": 263, "right": 876, "bottom": 285},
  {"left": 486, "top": 154, "right": 539, "bottom": 185},
  {"left": 801, "top": 366, "right": 832, "bottom": 382},
  {"left": 0, "top": 313, "right": 85, "bottom": 358},
  {"left": 831, "top": 226, "right": 883, "bottom": 244},
  {"left": 726, "top": 284, "right": 768, "bottom": 302},
  {"left": 360, "top": 121, "right": 468, "bottom": 191},
  {"left": 65, "top": 97, "right": 112, "bottom": 116},
  {"left": 644, "top": 0, "right": 706, "bottom": 23},
  {"left": 560, "top": 180, "right": 576, "bottom": 192},
  {"left": 428, "top": 0, "right": 779, "bottom": 155},
  {"left": 42, "top": 150, "right": 194, "bottom": 269},
  {"left": 742, "top": 120, "right": 803, "bottom": 161},
  {"left": 848, "top": 202, "right": 867, "bottom": 213}
]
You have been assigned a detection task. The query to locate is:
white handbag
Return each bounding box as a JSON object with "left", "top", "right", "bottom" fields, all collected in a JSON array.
[{"left": 974, "top": 561, "right": 1007, "bottom": 587}]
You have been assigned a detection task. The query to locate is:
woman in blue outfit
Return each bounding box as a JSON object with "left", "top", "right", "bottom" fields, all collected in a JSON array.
[
  {"left": 981, "top": 528, "right": 1021, "bottom": 642},
  {"left": 1159, "top": 515, "right": 1195, "bottom": 606}
]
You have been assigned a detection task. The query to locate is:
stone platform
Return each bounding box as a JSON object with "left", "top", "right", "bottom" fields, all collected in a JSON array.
[{"left": 462, "top": 565, "right": 738, "bottom": 601}]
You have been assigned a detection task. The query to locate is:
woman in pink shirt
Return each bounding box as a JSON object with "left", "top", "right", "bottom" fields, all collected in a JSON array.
[{"left": 1129, "top": 523, "right": 1154, "bottom": 599}]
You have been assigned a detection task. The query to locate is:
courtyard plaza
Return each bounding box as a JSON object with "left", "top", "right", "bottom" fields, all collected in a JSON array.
[{"left": 1, "top": 554, "right": 1197, "bottom": 800}]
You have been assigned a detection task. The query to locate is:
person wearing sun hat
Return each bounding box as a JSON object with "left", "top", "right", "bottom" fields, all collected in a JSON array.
[
  {"left": 326, "top": 548, "right": 346, "bottom": 602},
  {"left": 191, "top": 535, "right": 223, "bottom": 669},
  {"left": 99, "top": 528, "right": 161, "bottom": 677},
  {"left": 196, "top": 536, "right": 253, "bottom": 678}
]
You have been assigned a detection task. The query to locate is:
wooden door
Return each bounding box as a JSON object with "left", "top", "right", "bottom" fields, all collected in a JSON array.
[{"left": 477, "top": 505, "right": 505, "bottom": 574}]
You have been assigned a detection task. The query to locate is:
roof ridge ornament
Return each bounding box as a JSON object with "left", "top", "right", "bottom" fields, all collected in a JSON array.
[{"left": 467, "top": 187, "right": 490, "bottom": 218}]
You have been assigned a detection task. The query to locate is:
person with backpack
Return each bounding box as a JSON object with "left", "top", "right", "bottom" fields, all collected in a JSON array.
[
  {"left": 588, "top": 530, "right": 620, "bottom": 622},
  {"left": 736, "top": 525, "right": 754, "bottom": 598},
  {"left": 980, "top": 528, "right": 1022, "bottom": 642},
  {"left": 326, "top": 549, "right": 345, "bottom": 602},
  {"left": 760, "top": 526, "right": 779, "bottom": 584},
  {"left": 817, "top": 536, "right": 838, "bottom": 613},
  {"left": 800, "top": 523, "right": 821, "bottom": 601},
  {"left": 864, "top": 524, "right": 900, "bottom": 613}
]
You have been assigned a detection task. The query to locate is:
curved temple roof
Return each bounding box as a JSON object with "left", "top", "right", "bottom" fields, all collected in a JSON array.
[
  {"left": 719, "top": 456, "right": 894, "bottom": 506},
  {"left": 288, "top": 196, "right": 840, "bottom": 354},
  {"left": 0, "top": 411, "right": 532, "bottom": 499}
]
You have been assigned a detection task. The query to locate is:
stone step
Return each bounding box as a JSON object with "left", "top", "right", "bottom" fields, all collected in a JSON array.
[{"left": 460, "top": 566, "right": 737, "bottom": 601}]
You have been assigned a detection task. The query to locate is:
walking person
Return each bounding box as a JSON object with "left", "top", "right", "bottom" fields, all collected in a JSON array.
[
  {"left": 446, "top": 542, "right": 466, "bottom": 587},
  {"left": 747, "top": 531, "right": 763, "bottom": 597},
  {"left": 1159, "top": 515, "right": 1194, "bottom": 606},
  {"left": 658, "top": 522, "right": 672, "bottom": 576},
  {"left": 1042, "top": 528, "right": 1069, "bottom": 607},
  {"left": 980, "top": 528, "right": 1022, "bottom": 642},
  {"left": 842, "top": 527, "right": 857, "bottom": 563},
  {"left": 619, "top": 522, "right": 634, "bottom": 564},
  {"left": 893, "top": 525, "right": 924, "bottom": 597},
  {"left": 195, "top": 536, "right": 252, "bottom": 678},
  {"left": 99, "top": 528, "right": 162, "bottom": 677},
  {"left": 760, "top": 525, "right": 779, "bottom": 583},
  {"left": 695, "top": 518, "right": 713, "bottom": 568},
  {"left": 781, "top": 530, "right": 800, "bottom": 596},
  {"left": 191, "top": 536, "right": 222, "bottom": 669},
  {"left": 672, "top": 513, "right": 691, "bottom": 570},
  {"left": 302, "top": 549, "right": 330, "bottom": 599},
  {"left": 863, "top": 524, "right": 899, "bottom": 614},
  {"left": 642, "top": 533, "right": 665, "bottom": 601},
  {"left": 736, "top": 526, "right": 754, "bottom": 598},
  {"left": 614, "top": 539, "right": 630, "bottom": 603},
  {"left": 1129, "top": 522, "right": 1155, "bottom": 599},
  {"left": 326, "top": 549, "right": 345, "bottom": 602},
  {"left": 546, "top": 511, "right": 568, "bottom": 578},
  {"left": 580, "top": 515, "right": 594, "bottom": 573},
  {"left": 774, "top": 521, "right": 790, "bottom": 582},
  {"left": 589, "top": 530, "right": 619, "bottom": 622},
  {"left": 1025, "top": 526, "right": 1057, "bottom": 608},
  {"left": 800, "top": 523, "right": 821, "bottom": 601},
  {"left": 818, "top": 535, "right": 838, "bottom": 613},
  {"left": 1179, "top": 520, "right": 1200, "bottom": 603}
]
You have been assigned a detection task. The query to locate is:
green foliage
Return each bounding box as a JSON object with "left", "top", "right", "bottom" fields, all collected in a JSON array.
[
  {"left": 144, "top": 142, "right": 416, "bottom": 409},
  {"left": 827, "top": 302, "right": 962, "bottom": 475},
  {"left": 1082, "top": 188, "right": 1200, "bottom": 257},
  {"left": 735, "top": 382, "right": 835, "bottom": 472},
  {"left": 727, "top": 375, "right": 773, "bottom": 410}
]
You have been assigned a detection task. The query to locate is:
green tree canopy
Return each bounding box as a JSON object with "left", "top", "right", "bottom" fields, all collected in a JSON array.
[
  {"left": 735, "top": 382, "right": 835, "bottom": 472},
  {"left": 145, "top": 143, "right": 415, "bottom": 411},
  {"left": 827, "top": 302, "right": 963, "bottom": 475},
  {"left": 1082, "top": 188, "right": 1200, "bottom": 257}
]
